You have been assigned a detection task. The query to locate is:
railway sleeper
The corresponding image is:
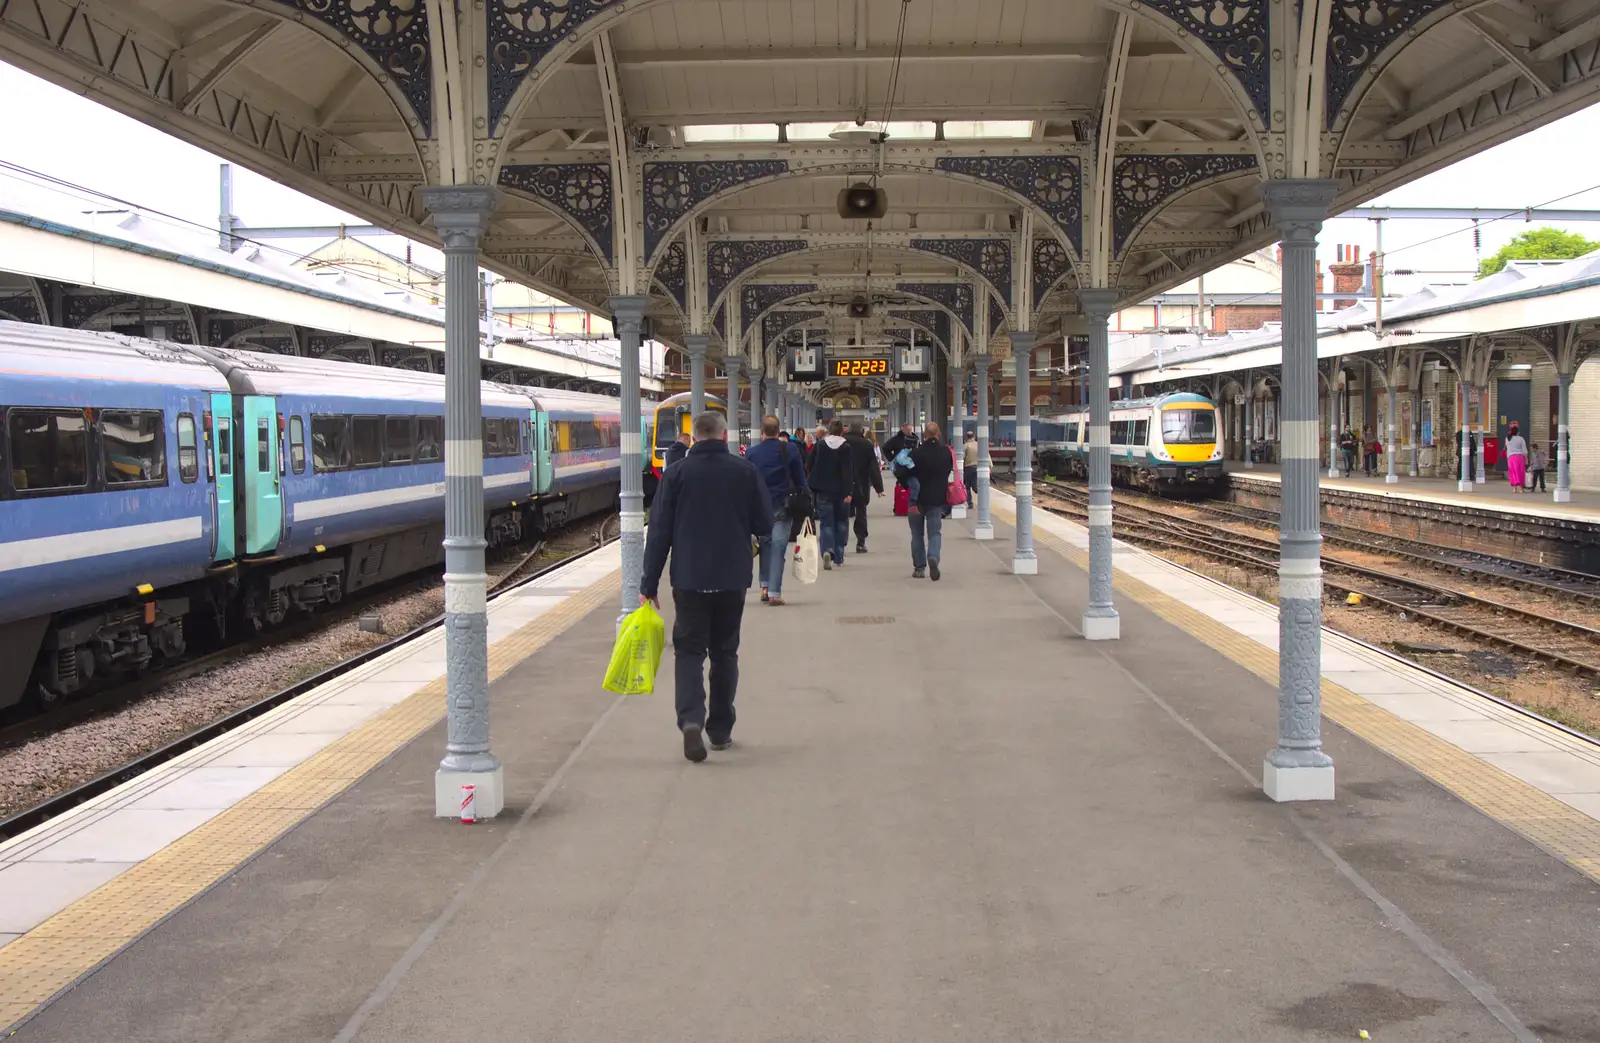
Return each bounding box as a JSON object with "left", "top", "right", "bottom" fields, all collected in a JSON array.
[{"left": 33, "top": 597, "right": 190, "bottom": 705}]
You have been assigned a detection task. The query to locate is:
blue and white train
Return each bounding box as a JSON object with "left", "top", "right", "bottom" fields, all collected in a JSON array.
[{"left": 0, "top": 321, "right": 641, "bottom": 710}]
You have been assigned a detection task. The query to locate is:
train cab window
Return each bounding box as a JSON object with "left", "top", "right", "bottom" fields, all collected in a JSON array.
[
  {"left": 311, "top": 414, "right": 351, "bottom": 472},
  {"left": 1132, "top": 420, "right": 1149, "bottom": 446},
  {"left": 289, "top": 416, "right": 306, "bottom": 474},
  {"left": 101, "top": 410, "right": 167, "bottom": 487},
  {"left": 6, "top": 408, "right": 89, "bottom": 494},
  {"left": 177, "top": 414, "right": 198, "bottom": 483},
  {"left": 385, "top": 416, "right": 415, "bottom": 464},
  {"left": 352, "top": 415, "right": 383, "bottom": 468},
  {"left": 416, "top": 416, "right": 443, "bottom": 462},
  {"left": 216, "top": 418, "right": 232, "bottom": 476},
  {"left": 1161, "top": 408, "right": 1216, "bottom": 444}
]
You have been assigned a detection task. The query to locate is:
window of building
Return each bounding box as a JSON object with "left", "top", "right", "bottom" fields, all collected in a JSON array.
[
  {"left": 177, "top": 413, "right": 199, "bottom": 483},
  {"left": 99, "top": 409, "right": 167, "bottom": 487},
  {"left": 386, "top": 416, "right": 415, "bottom": 464},
  {"left": 311, "top": 415, "right": 351, "bottom": 472},
  {"left": 416, "top": 416, "right": 443, "bottom": 462},
  {"left": 289, "top": 415, "right": 306, "bottom": 474},
  {"left": 352, "top": 415, "right": 383, "bottom": 468},
  {"left": 7, "top": 408, "right": 89, "bottom": 494}
]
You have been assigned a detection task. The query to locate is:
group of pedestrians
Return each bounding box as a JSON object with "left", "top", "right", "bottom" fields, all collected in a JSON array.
[{"left": 639, "top": 410, "right": 962, "bottom": 763}]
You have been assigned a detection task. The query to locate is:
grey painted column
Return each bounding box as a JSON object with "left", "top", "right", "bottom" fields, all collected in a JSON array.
[
  {"left": 1080, "top": 288, "right": 1119, "bottom": 641},
  {"left": 1327, "top": 360, "right": 1342, "bottom": 477},
  {"left": 420, "top": 186, "right": 504, "bottom": 819},
  {"left": 1458, "top": 381, "right": 1474, "bottom": 492},
  {"left": 1410, "top": 379, "right": 1421, "bottom": 477},
  {"left": 1259, "top": 179, "right": 1338, "bottom": 802},
  {"left": 725, "top": 357, "right": 742, "bottom": 452},
  {"left": 1243, "top": 370, "right": 1255, "bottom": 468},
  {"left": 973, "top": 354, "right": 995, "bottom": 540},
  {"left": 955, "top": 363, "right": 968, "bottom": 443},
  {"left": 1556, "top": 371, "right": 1573, "bottom": 502},
  {"left": 749, "top": 371, "right": 764, "bottom": 444},
  {"left": 686, "top": 334, "right": 708, "bottom": 415},
  {"left": 1012, "top": 332, "right": 1037, "bottom": 574},
  {"left": 1385, "top": 378, "right": 1399, "bottom": 483},
  {"left": 609, "top": 295, "right": 650, "bottom": 623}
]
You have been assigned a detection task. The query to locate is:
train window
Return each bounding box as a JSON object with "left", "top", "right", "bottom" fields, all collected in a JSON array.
[
  {"left": 416, "top": 416, "right": 443, "bottom": 462},
  {"left": 352, "top": 415, "right": 383, "bottom": 468},
  {"left": 1161, "top": 409, "right": 1216, "bottom": 445},
  {"left": 289, "top": 415, "right": 306, "bottom": 474},
  {"left": 7, "top": 408, "right": 89, "bottom": 494},
  {"left": 101, "top": 410, "right": 167, "bottom": 487},
  {"left": 1109, "top": 421, "right": 1127, "bottom": 446},
  {"left": 216, "top": 418, "right": 232, "bottom": 476},
  {"left": 256, "top": 418, "right": 270, "bottom": 473},
  {"left": 483, "top": 417, "right": 521, "bottom": 458},
  {"left": 385, "top": 416, "right": 415, "bottom": 464},
  {"left": 311, "top": 414, "right": 351, "bottom": 472},
  {"left": 1132, "top": 420, "right": 1149, "bottom": 446},
  {"left": 177, "top": 414, "right": 198, "bottom": 483}
]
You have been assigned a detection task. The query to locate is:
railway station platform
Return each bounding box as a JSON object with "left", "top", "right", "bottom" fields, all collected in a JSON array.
[
  {"left": 1226, "top": 459, "right": 1600, "bottom": 520},
  {"left": 3, "top": 498, "right": 1600, "bottom": 1040}
]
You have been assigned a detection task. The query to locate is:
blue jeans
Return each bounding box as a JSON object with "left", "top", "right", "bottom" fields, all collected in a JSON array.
[
  {"left": 963, "top": 465, "right": 977, "bottom": 507},
  {"left": 761, "top": 513, "right": 793, "bottom": 596},
  {"left": 909, "top": 507, "right": 943, "bottom": 569},
  {"left": 817, "top": 496, "right": 848, "bottom": 565}
]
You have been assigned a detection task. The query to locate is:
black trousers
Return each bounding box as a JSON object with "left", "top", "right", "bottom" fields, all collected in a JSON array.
[
  {"left": 852, "top": 496, "right": 870, "bottom": 543},
  {"left": 671, "top": 589, "right": 745, "bottom": 741}
]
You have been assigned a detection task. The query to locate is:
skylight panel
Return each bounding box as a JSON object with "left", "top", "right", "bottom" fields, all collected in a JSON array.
[
  {"left": 943, "top": 120, "right": 1034, "bottom": 139},
  {"left": 681, "top": 124, "right": 781, "bottom": 143}
]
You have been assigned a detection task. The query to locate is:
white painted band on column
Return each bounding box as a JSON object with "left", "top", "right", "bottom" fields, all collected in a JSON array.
[
  {"left": 1279, "top": 576, "right": 1323, "bottom": 601},
  {"left": 1279, "top": 420, "right": 1320, "bottom": 461},
  {"left": 1015, "top": 479, "right": 1032, "bottom": 497},
  {"left": 1089, "top": 425, "right": 1109, "bottom": 448},
  {"left": 443, "top": 572, "right": 488, "bottom": 615},
  {"left": 977, "top": 466, "right": 991, "bottom": 479},
  {"left": 620, "top": 511, "right": 645, "bottom": 532},
  {"left": 621, "top": 430, "right": 641, "bottom": 454},
  {"left": 1560, "top": 423, "right": 1570, "bottom": 434},
  {"left": 445, "top": 439, "right": 483, "bottom": 477},
  {"left": 978, "top": 425, "right": 989, "bottom": 439},
  {"left": 1016, "top": 422, "right": 1031, "bottom": 440},
  {"left": 1278, "top": 556, "right": 1321, "bottom": 576},
  {"left": 1088, "top": 505, "right": 1112, "bottom": 527}
]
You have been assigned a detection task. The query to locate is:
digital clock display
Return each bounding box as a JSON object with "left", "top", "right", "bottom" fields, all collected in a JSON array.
[{"left": 830, "top": 358, "right": 889, "bottom": 377}]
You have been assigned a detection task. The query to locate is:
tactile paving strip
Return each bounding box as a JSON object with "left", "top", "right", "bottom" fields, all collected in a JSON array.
[
  {"left": 997, "top": 503, "right": 1600, "bottom": 883},
  {"left": 0, "top": 571, "right": 621, "bottom": 1025}
]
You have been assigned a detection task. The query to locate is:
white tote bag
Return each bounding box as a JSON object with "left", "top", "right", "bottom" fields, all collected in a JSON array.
[{"left": 791, "top": 518, "right": 820, "bottom": 585}]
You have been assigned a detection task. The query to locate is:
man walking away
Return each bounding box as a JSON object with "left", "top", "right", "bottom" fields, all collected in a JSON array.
[
  {"left": 808, "top": 420, "right": 854, "bottom": 570},
  {"left": 962, "top": 431, "right": 979, "bottom": 509},
  {"left": 640, "top": 411, "right": 774, "bottom": 762},
  {"left": 664, "top": 424, "right": 691, "bottom": 470},
  {"left": 746, "top": 416, "right": 810, "bottom": 606},
  {"left": 845, "top": 422, "right": 884, "bottom": 552},
  {"left": 909, "top": 422, "right": 954, "bottom": 581}
]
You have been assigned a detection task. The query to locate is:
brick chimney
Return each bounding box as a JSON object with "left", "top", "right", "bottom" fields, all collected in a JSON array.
[{"left": 1328, "top": 244, "right": 1365, "bottom": 311}]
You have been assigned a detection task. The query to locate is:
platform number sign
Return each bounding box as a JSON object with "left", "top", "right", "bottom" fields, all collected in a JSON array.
[
  {"left": 894, "top": 342, "right": 931, "bottom": 383},
  {"left": 788, "top": 343, "right": 825, "bottom": 382}
]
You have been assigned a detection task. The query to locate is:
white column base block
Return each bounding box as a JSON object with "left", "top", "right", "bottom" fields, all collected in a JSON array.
[
  {"left": 1012, "top": 556, "right": 1038, "bottom": 575},
  {"left": 1327, "top": 468, "right": 1340, "bottom": 478},
  {"left": 1262, "top": 761, "right": 1335, "bottom": 802},
  {"left": 1475, "top": 477, "right": 1487, "bottom": 485},
  {"left": 1385, "top": 474, "right": 1399, "bottom": 484},
  {"left": 1457, "top": 480, "right": 1474, "bottom": 493},
  {"left": 974, "top": 524, "right": 995, "bottom": 541},
  {"left": 1081, "top": 613, "right": 1120, "bottom": 641},
  {"left": 435, "top": 766, "right": 506, "bottom": 819},
  {"left": 1555, "top": 489, "right": 1573, "bottom": 503},
  {"left": 951, "top": 504, "right": 968, "bottom": 519},
  {"left": 1243, "top": 460, "right": 1254, "bottom": 469}
]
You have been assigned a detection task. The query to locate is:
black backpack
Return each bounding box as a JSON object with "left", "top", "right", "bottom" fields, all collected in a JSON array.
[{"left": 779, "top": 441, "right": 813, "bottom": 520}]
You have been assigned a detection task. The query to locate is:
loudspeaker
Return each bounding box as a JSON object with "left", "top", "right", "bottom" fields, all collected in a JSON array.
[
  {"left": 847, "top": 296, "right": 872, "bottom": 319},
  {"left": 837, "top": 182, "right": 888, "bottom": 220}
]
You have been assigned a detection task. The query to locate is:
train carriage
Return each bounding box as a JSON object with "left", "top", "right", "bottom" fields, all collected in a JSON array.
[
  {"left": 1046, "top": 392, "right": 1224, "bottom": 492},
  {"left": 649, "top": 392, "right": 728, "bottom": 477}
]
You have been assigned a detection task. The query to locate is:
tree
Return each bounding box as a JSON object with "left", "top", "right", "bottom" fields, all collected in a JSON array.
[{"left": 1478, "top": 227, "right": 1600, "bottom": 278}]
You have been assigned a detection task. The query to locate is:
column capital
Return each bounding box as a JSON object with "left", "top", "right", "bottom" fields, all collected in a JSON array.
[
  {"left": 684, "top": 332, "right": 709, "bottom": 358},
  {"left": 1009, "top": 330, "right": 1036, "bottom": 352},
  {"left": 420, "top": 186, "right": 500, "bottom": 247},
  {"left": 724, "top": 355, "right": 743, "bottom": 376},
  {"left": 1076, "top": 287, "right": 1118, "bottom": 322},
  {"left": 606, "top": 294, "right": 650, "bottom": 334},
  {"left": 972, "top": 353, "right": 993, "bottom": 370},
  {"left": 1258, "top": 179, "right": 1340, "bottom": 244}
]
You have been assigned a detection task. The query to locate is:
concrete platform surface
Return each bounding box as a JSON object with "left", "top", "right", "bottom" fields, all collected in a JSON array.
[
  {"left": 1227, "top": 459, "right": 1600, "bottom": 519},
  {"left": 13, "top": 500, "right": 1600, "bottom": 1043}
]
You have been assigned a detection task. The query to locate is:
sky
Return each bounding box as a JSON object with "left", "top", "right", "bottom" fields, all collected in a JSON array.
[{"left": 3, "top": 59, "right": 1600, "bottom": 301}]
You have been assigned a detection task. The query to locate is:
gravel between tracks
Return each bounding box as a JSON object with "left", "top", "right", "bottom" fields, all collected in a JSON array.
[{"left": 0, "top": 527, "right": 604, "bottom": 821}]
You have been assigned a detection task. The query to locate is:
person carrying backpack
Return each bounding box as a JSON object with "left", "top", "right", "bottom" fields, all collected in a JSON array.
[{"left": 746, "top": 415, "right": 810, "bottom": 606}]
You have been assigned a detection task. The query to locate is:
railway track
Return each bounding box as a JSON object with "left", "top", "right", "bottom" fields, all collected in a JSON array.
[{"left": 1018, "top": 482, "right": 1600, "bottom": 679}]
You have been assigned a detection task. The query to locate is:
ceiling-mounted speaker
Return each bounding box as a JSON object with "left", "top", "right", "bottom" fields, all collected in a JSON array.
[
  {"left": 838, "top": 182, "right": 888, "bottom": 220},
  {"left": 847, "top": 296, "right": 872, "bottom": 319}
]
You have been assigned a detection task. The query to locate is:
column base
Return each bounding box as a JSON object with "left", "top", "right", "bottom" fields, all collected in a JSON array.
[
  {"left": 1081, "top": 612, "right": 1120, "bottom": 641},
  {"left": 1262, "top": 761, "right": 1335, "bottom": 802},
  {"left": 436, "top": 765, "right": 506, "bottom": 819},
  {"left": 1243, "top": 460, "right": 1254, "bottom": 469},
  {"left": 1475, "top": 477, "right": 1487, "bottom": 485},
  {"left": 951, "top": 504, "right": 968, "bottom": 520},
  {"left": 1457, "top": 480, "right": 1474, "bottom": 493},
  {"left": 1555, "top": 488, "right": 1573, "bottom": 503},
  {"left": 1327, "top": 467, "right": 1340, "bottom": 479},
  {"left": 1012, "top": 555, "right": 1038, "bottom": 576},
  {"left": 974, "top": 523, "right": 995, "bottom": 541},
  {"left": 1385, "top": 474, "right": 1399, "bottom": 484}
]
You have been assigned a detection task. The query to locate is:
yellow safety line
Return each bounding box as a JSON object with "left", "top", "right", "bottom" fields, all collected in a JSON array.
[
  {"left": 0, "top": 571, "right": 621, "bottom": 1027},
  {"left": 995, "top": 503, "right": 1600, "bottom": 883}
]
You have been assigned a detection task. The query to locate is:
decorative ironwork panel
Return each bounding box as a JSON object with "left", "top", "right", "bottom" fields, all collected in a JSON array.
[
  {"left": 0, "top": 294, "right": 41, "bottom": 324},
  {"left": 241, "top": 335, "right": 298, "bottom": 356},
  {"left": 708, "top": 239, "right": 807, "bottom": 311},
  {"left": 763, "top": 309, "right": 824, "bottom": 350},
  {"left": 499, "top": 164, "right": 613, "bottom": 264},
  {"left": 888, "top": 309, "right": 950, "bottom": 350},
  {"left": 934, "top": 156, "right": 1082, "bottom": 255},
  {"left": 487, "top": 0, "right": 618, "bottom": 128},
  {"left": 990, "top": 300, "right": 1006, "bottom": 338},
  {"left": 642, "top": 160, "right": 789, "bottom": 263},
  {"left": 292, "top": 0, "right": 431, "bottom": 134},
  {"left": 1111, "top": 154, "right": 1259, "bottom": 256},
  {"left": 897, "top": 283, "right": 973, "bottom": 338},
  {"left": 208, "top": 318, "right": 271, "bottom": 347},
  {"left": 713, "top": 303, "right": 727, "bottom": 344},
  {"left": 741, "top": 283, "right": 817, "bottom": 342},
  {"left": 654, "top": 239, "right": 688, "bottom": 313},
  {"left": 1326, "top": 2, "right": 1453, "bottom": 126},
  {"left": 910, "top": 238, "right": 1012, "bottom": 309},
  {"left": 1141, "top": 1, "right": 1270, "bottom": 121},
  {"left": 64, "top": 293, "right": 141, "bottom": 328},
  {"left": 1032, "top": 238, "right": 1073, "bottom": 311}
]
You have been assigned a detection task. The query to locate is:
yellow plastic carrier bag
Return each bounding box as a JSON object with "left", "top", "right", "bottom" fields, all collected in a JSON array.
[{"left": 603, "top": 603, "right": 666, "bottom": 695}]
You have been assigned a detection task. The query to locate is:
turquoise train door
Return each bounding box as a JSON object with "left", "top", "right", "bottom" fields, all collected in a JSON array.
[
  {"left": 533, "top": 409, "right": 553, "bottom": 493},
  {"left": 240, "top": 396, "right": 282, "bottom": 554},
  {"left": 208, "top": 392, "right": 236, "bottom": 562}
]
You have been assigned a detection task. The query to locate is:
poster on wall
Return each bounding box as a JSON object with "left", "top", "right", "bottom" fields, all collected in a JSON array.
[
  {"left": 1421, "top": 400, "right": 1434, "bottom": 447},
  {"left": 1468, "top": 387, "right": 1481, "bottom": 427},
  {"left": 1264, "top": 399, "right": 1277, "bottom": 440},
  {"left": 1400, "top": 398, "right": 1413, "bottom": 446}
]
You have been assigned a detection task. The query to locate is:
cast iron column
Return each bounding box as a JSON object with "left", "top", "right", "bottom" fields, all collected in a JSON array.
[
  {"left": 610, "top": 295, "right": 649, "bottom": 623},
  {"left": 725, "top": 357, "right": 742, "bottom": 452},
  {"left": 421, "top": 186, "right": 503, "bottom": 819},
  {"left": 1011, "top": 333, "right": 1037, "bottom": 574},
  {"left": 1260, "top": 179, "right": 1338, "bottom": 802},
  {"left": 1327, "top": 360, "right": 1341, "bottom": 477},
  {"left": 1458, "top": 381, "right": 1474, "bottom": 492},
  {"left": 973, "top": 354, "right": 994, "bottom": 540},
  {"left": 949, "top": 363, "right": 966, "bottom": 519},
  {"left": 686, "top": 334, "right": 708, "bottom": 415},
  {"left": 1080, "top": 289, "right": 1119, "bottom": 640},
  {"left": 1557, "top": 372, "right": 1573, "bottom": 502},
  {"left": 1385, "top": 378, "right": 1399, "bottom": 483},
  {"left": 1410, "top": 379, "right": 1421, "bottom": 477},
  {"left": 1243, "top": 370, "right": 1255, "bottom": 468},
  {"left": 749, "top": 370, "right": 764, "bottom": 444}
]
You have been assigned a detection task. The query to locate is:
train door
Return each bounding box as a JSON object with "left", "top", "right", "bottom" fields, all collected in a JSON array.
[
  {"left": 208, "top": 393, "right": 236, "bottom": 562},
  {"left": 533, "top": 409, "right": 553, "bottom": 493},
  {"left": 240, "top": 396, "right": 282, "bottom": 554}
]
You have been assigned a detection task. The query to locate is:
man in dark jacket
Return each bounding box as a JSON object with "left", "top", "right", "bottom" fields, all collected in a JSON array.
[
  {"left": 640, "top": 411, "right": 774, "bottom": 762},
  {"left": 663, "top": 427, "right": 691, "bottom": 469},
  {"left": 807, "top": 420, "right": 855, "bottom": 569},
  {"left": 844, "top": 422, "right": 884, "bottom": 553},
  {"left": 908, "top": 422, "right": 954, "bottom": 581},
  {"left": 883, "top": 422, "right": 917, "bottom": 466},
  {"left": 745, "top": 416, "right": 810, "bottom": 606}
]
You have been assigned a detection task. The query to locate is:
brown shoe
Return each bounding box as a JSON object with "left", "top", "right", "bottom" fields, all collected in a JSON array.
[{"left": 768, "top": 596, "right": 786, "bottom": 606}]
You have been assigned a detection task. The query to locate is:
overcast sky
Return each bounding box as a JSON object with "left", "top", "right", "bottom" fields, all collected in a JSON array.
[{"left": 2, "top": 59, "right": 1599, "bottom": 301}]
